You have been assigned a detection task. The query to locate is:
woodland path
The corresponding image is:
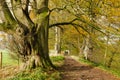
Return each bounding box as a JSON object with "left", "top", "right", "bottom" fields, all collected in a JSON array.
[{"left": 58, "top": 56, "right": 120, "bottom": 80}]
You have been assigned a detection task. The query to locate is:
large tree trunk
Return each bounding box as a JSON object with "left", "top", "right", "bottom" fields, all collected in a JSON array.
[
  {"left": 21, "top": 14, "right": 54, "bottom": 69},
  {"left": 18, "top": 0, "right": 54, "bottom": 69},
  {"left": 1, "top": 0, "right": 55, "bottom": 70}
]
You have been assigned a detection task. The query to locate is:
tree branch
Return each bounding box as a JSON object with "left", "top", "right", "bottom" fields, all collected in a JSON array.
[
  {"left": 49, "top": 18, "right": 78, "bottom": 28},
  {"left": 0, "top": 1, "right": 16, "bottom": 25},
  {"left": 50, "top": 5, "right": 67, "bottom": 13},
  {"left": 49, "top": 18, "right": 90, "bottom": 35},
  {"left": 72, "top": 23, "right": 90, "bottom": 35},
  {"left": 49, "top": 22, "right": 71, "bottom": 28},
  {"left": 22, "top": 0, "right": 35, "bottom": 26},
  {"left": 11, "top": 0, "right": 34, "bottom": 29},
  {"left": 72, "top": 25, "right": 85, "bottom": 35}
]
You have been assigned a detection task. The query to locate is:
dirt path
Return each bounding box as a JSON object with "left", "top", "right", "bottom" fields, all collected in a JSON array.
[{"left": 58, "top": 56, "right": 120, "bottom": 80}]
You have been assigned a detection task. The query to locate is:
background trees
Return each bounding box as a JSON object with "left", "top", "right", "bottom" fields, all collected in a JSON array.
[{"left": 48, "top": 0, "right": 120, "bottom": 71}]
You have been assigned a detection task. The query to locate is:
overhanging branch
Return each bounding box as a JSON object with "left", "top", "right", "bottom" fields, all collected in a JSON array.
[
  {"left": 49, "top": 17, "right": 105, "bottom": 35},
  {"left": 72, "top": 24, "right": 85, "bottom": 36},
  {"left": 49, "top": 18, "right": 78, "bottom": 28},
  {"left": 71, "top": 23, "right": 89, "bottom": 34},
  {"left": 50, "top": 5, "right": 67, "bottom": 13},
  {"left": 49, "top": 18, "right": 90, "bottom": 35},
  {"left": 49, "top": 22, "right": 71, "bottom": 28}
]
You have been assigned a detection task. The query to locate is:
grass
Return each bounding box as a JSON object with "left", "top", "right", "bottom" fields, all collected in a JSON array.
[
  {"left": 0, "top": 50, "right": 18, "bottom": 66},
  {"left": 51, "top": 55, "right": 64, "bottom": 62},
  {"left": 7, "top": 68, "right": 61, "bottom": 80},
  {"left": 0, "top": 49, "right": 64, "bottom": 80},
  {"left": 50, "top": 55, "right": 65, "bottom": 67},
  {"left": 4, "top": 56, "right": 65, "bottom": 80},
  {"left": 79, "top": 57, "right": 120, "bottom": 78},
  {"left": 79, "top": 58, "right": 100, "bottom": 66}
]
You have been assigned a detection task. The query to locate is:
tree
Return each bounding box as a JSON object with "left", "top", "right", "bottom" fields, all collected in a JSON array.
[
  {"left": 0, "top": 0, "right": 88, "bottom": 69},
  {"left": 0, "top": 0, "right": 55, "bottom": 69},
  {"left": 1, "top": 0, "right": 119, "bottom": 70}
]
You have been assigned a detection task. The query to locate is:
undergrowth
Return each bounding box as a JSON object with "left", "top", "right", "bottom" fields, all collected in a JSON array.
[
  {"left": 7, "top": 68, "right": 60, "bottom": 80},
  {"left": 51, "top": 55, "right": 64, "bottom": 62},
  {"left": 5, "top": 56, "right": 65, "bottom": 80},
  {"left": 79, "top": 58, "right": 120, "bottom": 78},
  {"left": 50, "top": 55, "right": 65, "bottom": 67}
]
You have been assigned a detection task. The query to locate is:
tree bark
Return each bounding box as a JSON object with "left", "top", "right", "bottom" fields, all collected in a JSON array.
[
  {"left": 0, "top": 52, "right": 2, "bottom": 68},
  {"left": 81, "top": 35, "right": 93, "bottom": 60},
  {"left": 1, "top": 0, "right": 55, "bottom": 70},
  {"left": 17, "top": 0, "right": 55, "bottom": 69},
  {"left": 107, "top": 52, "right": 115, "bottom": 68},
  {"left": 54, "top": 27, "right": 61, "bottom": 54}
]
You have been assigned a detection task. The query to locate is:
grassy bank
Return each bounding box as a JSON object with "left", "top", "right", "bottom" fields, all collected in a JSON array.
[
  {"left": 7, "top": 68, "right": 60, "bottom": 80},
  {"left": 0, "top": 50, "right": 18, "bottom": 66},
  {"left": 79, "top": 57, "right": 120, "bottom": 78},
  {"left": 5, "top": 55, "right": 64, "bottom": 80}
]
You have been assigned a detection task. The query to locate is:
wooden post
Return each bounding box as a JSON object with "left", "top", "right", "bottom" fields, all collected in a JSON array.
[
  {"left": 0, "top": 52, "right": 2, "bottom": 68},
  {"left": 18, "top": 55, "right": 20, "bottom": 68}
]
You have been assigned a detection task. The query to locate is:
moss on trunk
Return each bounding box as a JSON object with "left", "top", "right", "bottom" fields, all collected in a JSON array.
[{"left": 1, "top": 0, "right": 55, "bottom": 70}]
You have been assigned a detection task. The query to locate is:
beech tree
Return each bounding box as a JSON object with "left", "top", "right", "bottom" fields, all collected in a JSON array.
[
  {"left": 0, "top": 0, "right": 55, "bottom": 69},
  {"left": 0, "top": 0, "right": 88, "bottom": 69},
  {"left": 1, "top": 0, "right": 118, "bottom": 70}
]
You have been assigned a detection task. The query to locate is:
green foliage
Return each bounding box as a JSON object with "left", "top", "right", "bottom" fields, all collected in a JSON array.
[
  {"left": 79, "top": 57, "right": 100, "bottom": 67},
  {"left": 1, "top": 50, "right": 18, "bottom": 66},
  {"left": 4, "top": 56, "right": 64, "bottom": 80},
  {"left": 50, "top": 56, "right": 65, "bottom": 67},
  {"left": 7, "top": 68, "right": 60, "bottom": 80},
  {"left": 50, "top": 56, "right": 64, "bottom": 62},
  {"left": 79, "top": 57, "right": 120, "bottom": 78}
]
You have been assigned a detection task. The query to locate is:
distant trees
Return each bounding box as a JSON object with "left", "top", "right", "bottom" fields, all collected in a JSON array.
[{"left": 52, "top": 0, "right": 120, "bottom": 66}]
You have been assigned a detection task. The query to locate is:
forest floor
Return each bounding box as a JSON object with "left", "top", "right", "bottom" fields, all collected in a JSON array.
[{"left": 58, "top": 56, "right": 120, "bottom": 80}]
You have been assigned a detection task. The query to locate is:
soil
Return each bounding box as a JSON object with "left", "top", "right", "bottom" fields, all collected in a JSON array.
[{"left": 58, "top": 56, "right": 120, "bottom": 80}]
